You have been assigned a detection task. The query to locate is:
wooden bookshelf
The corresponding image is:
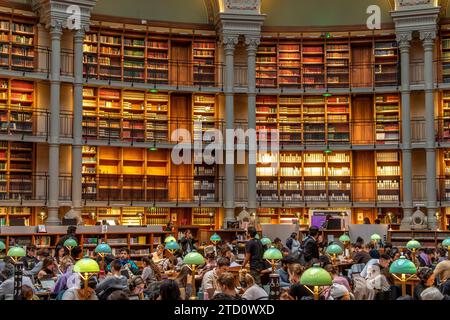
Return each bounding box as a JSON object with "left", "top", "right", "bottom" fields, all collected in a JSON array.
[
  {"left": 0, "top": 19, "right": 35, "bottom": 71},
  {"left": 374, "top": 40, "right": 399, "bottom": 86},
  {"left": 0, "top": 207, "right": 33, "bottom": 226},
  {"left": 375, "top": 93, "right": 400, "bottom": 144},
  {"left": 256, "top": 43, "right": 277, "bottom": 88},
  {"left": 82, "top": 88, "right": 169, "bottom": 142},
  {"left": 443, "top": 149, "right": 450, "bottom": 202},
  {"left": 147, "top": 37, "right": 169, "bottom": 84},
  {"left": 388, "top": 230, "right": 450, "bottom": 248},
  {"left": 303, "top": 152, "right": 327, "bottom": 202},
  {"left": 0, "top": 141, "right": 33, "bottom": 201},
  {"left": 256, "top": 95, "right": 278, "bottom": 143},
  {"left": 257, "top": 208, "right": 278, "bottom": 224},
  {"left": 279, "top": 96, "right": 302, "bottom": 144},
  {"left": 0, "top": 79, "right": 34, "bottom": 134},
  {"left": 193, "top": 94, "right": 217, "bottom": 201},
  {"left": 192, "top": 208, "right": 217, "bottom": 227},
  {"left": 441, "top": 91, "right": 450, "bottom": 141},
  {"left": 303, "top": 96, "right": 326, "bottom": 143},
  {"left": 193, "top": 41, "right": 216, "bottom": 86},
  {"left": 376, "top": 151, "right": 401, "bottom": 202},
  {"left": 279, "top": 152, "right": 302, "bottom": 202},
  {"left": 278, "top": 43, "right": 301, "bottom": 87},
  {"left": 302, "top": 42, "right": 325, "bottom": 89},
  {"left": 257, "top": 152, "right": 278, "bottom": 202},
  {"left": 83, "top": 27, "right": 216, "bottom": 85},
  {"left": 83, "top": 147, "right": 171, "bottom": 202},
  {"left": 326, "top": 42, "right": 350, "bottom": 88},
  {"left": 442, "top": 37, "right": 450, "bottom": 83},
  {"left": 327, "top": 152, "right": 351, "bottom": 202},
  {"left": 257, "top": 208, "right": 305, "bottom": 225},
  {"left": 326, "top": 95, "right": 350, "bottom": 143}
]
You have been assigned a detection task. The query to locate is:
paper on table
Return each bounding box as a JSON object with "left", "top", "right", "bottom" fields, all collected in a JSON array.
[{"left": 230, "top": 262, "right": 241, "bottom": 267}]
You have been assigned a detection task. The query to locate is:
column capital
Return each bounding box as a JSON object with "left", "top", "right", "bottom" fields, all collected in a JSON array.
[
  {"left": 50, "top": 21, "right": 63, "bottom": 36},
  {"left": 221, "top": 34, "right": 239, "bottom": 52},
  {"left": 420, "top": 29, "right": 437, "bottom": 45},
  {"left": 396, "top": 31, "right": 412, "bottom": 48},
  {"left": 245, "top": 35, "right": 260, "bottom": 52}
]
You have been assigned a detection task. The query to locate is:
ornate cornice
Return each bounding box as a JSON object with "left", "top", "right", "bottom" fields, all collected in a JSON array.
[{"left": 32, "top": 0, "right": 96, "bottom": 31}]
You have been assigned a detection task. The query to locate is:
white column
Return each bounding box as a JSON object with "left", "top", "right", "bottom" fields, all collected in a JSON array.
[
  {"left": 72, "top": 28, "right": 85, "bottom": 221},
  {"left": 397, "top": 31, "right": 413, "bottom": 230},
  {"left": 222, "top": 34, "right": 239, "bottom": 227},
  {"left": 421, "top": 30, "right": 438, "bottom": 230},
  {"left": 47, "top": 24, "right": 63, "bottom": 225},
  {"left": 245, "top": 35, "right": 259, "bottom": 216}
]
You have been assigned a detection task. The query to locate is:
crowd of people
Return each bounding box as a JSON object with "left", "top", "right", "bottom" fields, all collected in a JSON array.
[{"left": 0, "top": 225, "right": 449, "bottom": 301}]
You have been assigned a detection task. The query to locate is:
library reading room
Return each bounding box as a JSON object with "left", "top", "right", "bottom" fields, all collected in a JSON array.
[{"left": 0, "top": 0, "right": 450, "bottom": 305}]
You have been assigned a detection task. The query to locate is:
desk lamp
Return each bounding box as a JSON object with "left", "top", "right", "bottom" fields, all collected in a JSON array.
[
  {"left": 300, "top": 264, "right": 332, "bottom": 300},
  {"left": 74, "top": 257, "right": 100, "bottom": 300},
  {"left": 183, "top": 252, "right": 205, "bottom": 300},
  {"left": 64, "top": 238, "right": 78, "bottom": 256},
  {"left": 326, "top": 243, "right": 343, "bottom": 264},
  {"left": 389, "top": 255, "right": 418, "bottom": 296},
  {"left": 94, "top": 243, "right": 112, "bottom": 272},
  {"left": 442, "top": 238, "right": 450, "bottom": 257}
]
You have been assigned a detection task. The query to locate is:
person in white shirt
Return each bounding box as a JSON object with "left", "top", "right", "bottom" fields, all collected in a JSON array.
[
  {"left": 0, "top": 263, "right": 35, "bottom": 299},
  {"left": 361, "top": 254, "right": 391, "bottom": 279},
  {"left": 240, "top": 272, "right": 268, "bottom": 300},
  {"left": 200, "top": 257, "right": 230, "bottom": 298}
]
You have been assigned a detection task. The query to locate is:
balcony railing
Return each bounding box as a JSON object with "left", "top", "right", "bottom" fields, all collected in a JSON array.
[{"left": 0, "top": 174, "right": 449, "bottom": 205}]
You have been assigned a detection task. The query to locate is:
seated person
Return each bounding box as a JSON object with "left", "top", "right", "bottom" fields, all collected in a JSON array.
[
  {"left": 62, "top": 277, "right": 98, "bottom": 300},
  {"left": 201, "top": 257, "right": 230, "bottom": 298},
  {"left": 141, "top": 256, "right": 162, "bottom": 286},
  {"left": 128, "top": 276, "right": 146, "bottom": 300},
  {"left": 96, "top": 259, "right": 128, "bottom": 299},
  {"left": 20, "top": 245, "right": 39, "bottom": 272},
  {"left": 211, "top": 272, "right": 242, "bottom": 300},
  {"left": 152, "top": 245, "right": 165, "bottom": 264},
  {"left": 277, "top": 257, "right": 292, "bottom": 288},
  {"left": 107, "top": 248, "right": 139, "bottom": 275},
  {"left": 0, "top": 264, "right": 35, "bottom": 299},
  {"left": 352, "top": 244, "right": 372, "bottom": 265},
  {"left": 240, "top": 271, "right": 268, "bottom": 300},
  {"left": 37, "top": 257, "right": 58, "bottom": 281}
]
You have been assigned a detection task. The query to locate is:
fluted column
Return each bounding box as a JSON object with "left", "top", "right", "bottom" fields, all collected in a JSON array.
[
  {"left": 397, "top": 31, "right": 413, "bottom": 230},
  {"left": 222, "top": 34, "right": 239, "bottom": 227},
  {"left": 245, "top": 35, "right": 259, "bottom": 216},
  {"left": 47, "top": 24, "right": 63, "bottom": 225},
  {"left": 72, "top": 28, "right": 85, "bottom": 221},
  {"left": 421, "top": 30, "right": 438, "bottom": 230}
]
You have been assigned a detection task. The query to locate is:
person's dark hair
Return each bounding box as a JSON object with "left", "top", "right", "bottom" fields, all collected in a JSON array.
[
  {"left": 70, "top": 246, "right": 82, "bottom": 260},
  {"left": 67, "top": 226, "right": 77, "bottom": 234},
  {"left": 159, "top": 280, "right": 181, "bottom": 300},
  {"left": 41, "top": 257, "right": 54, "bottom": 270},
  {"left": 217, "top": 257, "right": 231, "bottom": 268},
  {"left": 129, "top": 276, "right": 145, "bottom": 291},
  {"left": 374, "top": 219, "right": 381, "bottom": 224},
  {"left": 380, "top": 253, "right": 391, "bottom": 261},
  {"left": 217, "top": 272, "right": 237, "bottom": 290},
  {"left": 274, "top": 237, "right": 281, "bottom": 243},
  {"left": 363, "top": 217, "right": 371, "bottom": 224},
  {"left": 110, "top": 259, "right": 122, "bottom": 272},
  {"left": 107, "top": 290, "right": 129, "bottom": 300},
  {"left": 142, "top": 256, "right": 162, "bottom": 281},
  {"left": 354, "top": 244, "right": 362, "bottom": 250},
  {"left": 21, "top": 285, "right": 34, "bottom": 300},
  {"left": 437, "top": 247, "right": 446, "bottom": 258},
  {"left": 247, "top": 227, "right": 257, "bottom": 238},
  {"left": 356, "top": 237, "right": 364, "bottom": 244},
  {"left": 290, "top": 232, "right": 297, "bottom": 239},
  {"left": 308, "top": 226, "right": 319, "bottom": 237},
  {"left": 324, "top": 264, "right": 337, "bottom": 275},
  {"left": 26, "top": 245, "right": 37, "bottom": 253},
  {"left": 424, "top": 248, "right": 434, "bottom": 255},
  {"left": 119, "top": 248, "right": 130, "bottom": 255},
  {"left": 281, "top": 247, "right": 289, "bottom": 253}
]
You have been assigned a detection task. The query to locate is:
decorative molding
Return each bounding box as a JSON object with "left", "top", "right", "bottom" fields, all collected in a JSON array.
[
  {"left": 396, "top": 31, "right": 413, "bottom": 46},
  {"left": 244, "top": 35, "right": 260, "bottom": 51},
  {"left": 32, "top": 0, "right": 97, "bottom": 31},
  {"left": 225, "top": 0, "right": 260, "bottom": 11},
  {"left": 221, "top": 34, "right": 239, "bottom": 51},
  {"left": 420, "top": 29, "right": 437, "bottom": 41}
]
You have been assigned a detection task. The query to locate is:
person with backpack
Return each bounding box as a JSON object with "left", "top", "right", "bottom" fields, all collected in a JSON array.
[
  {"left": 96, "top": 259, "right": 128, "bottom": 300},
  {"left": 242, "top": 227, "right": 264, "bottom": 286},
  {"left": 286, "top": 232, "right": 301, "bottom": 259}
]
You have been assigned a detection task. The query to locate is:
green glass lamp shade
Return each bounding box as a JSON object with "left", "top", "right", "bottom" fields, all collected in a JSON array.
[
  {"left": 94, "top": 243, "right": 112, "bottom": 254},
  {"left": 370, "top": 234, "right": 381, "bottom": 241},
  {"left": 389, "top": 256, "right": 417, "bottom": 275},
  {"left": 210, "top": 233, "right": 221, "bottom": 243},
  {"left": 255, "top": 234, "right": 260, "bottom": 240},
  {"left": 165, "top": 241, "right": 180, "bottom": 251},
  {"left": 183, "top": 252, "right": 205, "bottom": 266},
  {"left": 164, "top": 236, "right": 177, "bottom": 243},
  {"left": 73, "top": 257, "right": 100, "bottom": 273},
  {"left": 0, "top": 241, "right": 5, "bottom": 250},
  {"left": 260, "top": 237, "right": 272, "bottom": 246},
  {"left": 64, "top": 238, "right": 78, "bottom": 247},
  {"left": 263, "top": 247, "right": 282, "bottom": 260},
  {"left": 300, "top": 265, "right": 332, "bottom": 286},
  {"left": 326, "top": 244, "right": 343, "bottom": 255},
  {"left": 442, "top": 238, "right": 450, "bottom": 248},
  {"left": 339, "top": 234, "right": 350, "bottom": 243},
  {"left": 406, "top": 239, "right": 421, "bottom": 251},
  {"left": 7, "top": 246, "right": 25, "bottom": 258}
]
